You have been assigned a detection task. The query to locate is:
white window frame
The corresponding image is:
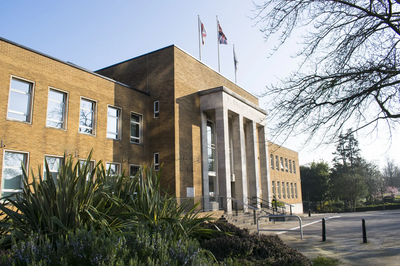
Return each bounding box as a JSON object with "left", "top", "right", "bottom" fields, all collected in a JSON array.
[
  {"left": 287, "top": 182, "right": 290, "bottom": 198},
  {"left": 46, "top": 87, "right": 68, "bottom": 130},
  {"left": 129, "top": 164, "right": 140, "bottom": 177},
  {"left": 44, "top": 155, "right": 64, "bottom": 183},
  {"left": 7, "top": 76, "right": 35, "bottom": 123},
  {"left": 1, "top": 150, "right": 29, "bottom": 198},
  {"left": 154, "top": 101, "right": 159, "bottom": 118},
  {"left": 107, "top": 105, "right": 122, "bottom": 140},
  {"left": 154, "top": 152, "right": 160, "bottom": 171},
  {"left": 272, "top": 180, "right": 276, "bottom": 198},
  {"left": 282, "top": 182, "right": 286, "bottom": 199},
  {"left": 79, "top": 97, "right": 97, "bottom": 135},
  {"left": 293, "top": 161, "right": 296, "bottom": 174},
  {"left": 270, "top": 154, "right": 274, "bottom": 169},
  {"left": 277, "top": 181, "right": 281, "bottom": 199},
  {"left": 285, "top": 158, "right": 288, "bottom": 172},
  {"left": 106, "top": 162, "right": 121, "bottom": 176},
  {"left": 78, "top": 159, "right": 95, "bottom": 181},
  {"left": 275, "top": 155, "right": 279, "bottom": 171},
  {"left": 130, "top": 112, "right": 142, "bottom": 144}
]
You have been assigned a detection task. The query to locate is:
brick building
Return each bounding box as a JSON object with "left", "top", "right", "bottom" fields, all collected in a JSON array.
[{"left": 0, "top": 37, "right": 303, "bottom": 214}]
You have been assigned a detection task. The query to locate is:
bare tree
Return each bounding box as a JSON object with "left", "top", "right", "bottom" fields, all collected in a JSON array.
[{"left": 254, "top": 0, "right": 400, "bottom": 144}]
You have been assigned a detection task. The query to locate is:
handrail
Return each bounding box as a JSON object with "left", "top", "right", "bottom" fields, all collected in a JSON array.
[
  {"left": 250, "top": 197, "right": 286, "bottom": 215},
  {"left": 228, "top": 197, "right": 259, "bottom": 211}
]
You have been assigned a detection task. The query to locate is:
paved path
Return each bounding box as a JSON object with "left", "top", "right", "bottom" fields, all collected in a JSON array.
[{"left": 260, "top": 210, "right": 400, "bottom": 265}]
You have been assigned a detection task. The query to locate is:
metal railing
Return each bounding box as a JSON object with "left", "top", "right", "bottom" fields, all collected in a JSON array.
[
  {"left": 248, "top": 197, "right": 286, "bottom": 215},
  {"left": 228, "top": 197, "right": 262, "bottom": 224}
]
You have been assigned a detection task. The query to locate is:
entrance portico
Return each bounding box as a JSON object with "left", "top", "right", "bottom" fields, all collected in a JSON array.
[{"left": 200, "top": 86, "right": 270, "bottom": 213}]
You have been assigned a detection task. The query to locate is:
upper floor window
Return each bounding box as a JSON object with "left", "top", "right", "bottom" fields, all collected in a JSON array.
[
  {"left": 107, "top": 106, "right": 121, "bottom": 140},
  {"left": 47, "top": 88, "right": 68, "bottom": 129},
  {"left": 293, "top": 161, "right": 296, "bottom": 174},
  {"left": 7, "top": 77, "right": 34, "bottom": 123},
  {"left": 2, "top": 151, "right": 28, "bottom": 198},
  {"left": 79, "top": 98, "right": 96, "bottom": 135},
  {"left": 154, "top": 101, "right": 159, "bottom": 118},
  {"left": 44, "top": 156, "right": 63, "bottom": 184},
  {"left": 130, "top": 113, "right": 142, "bottom": 144},
  {"left": 277, "top": 181, "right": 281, "bottom": 199},
  {"left": 285, "top": 158, "right": 288, "bottom": 172},
  {"left": 289, "top": 160, "right": 292, "bottom": 173},
  {"left": 270, "top": 154, "right": 274, "bottom": 169},
  {"left": 275, "top": 155, "right": 279, "bottom": 171},
  {"left": 280, "top": 157, "right": 284, "bottom": 171}
]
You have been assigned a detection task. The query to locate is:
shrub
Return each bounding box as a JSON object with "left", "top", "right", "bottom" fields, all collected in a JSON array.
[
  {"left": 0, "top": 227, "right": 215, "bottom": 266},
  {"left": 200, "top": 221, "right": 310, "bottom": 265}
]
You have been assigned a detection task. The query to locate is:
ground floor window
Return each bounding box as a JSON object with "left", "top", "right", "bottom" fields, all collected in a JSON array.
[
  {"left": 2, "top": 151, "right": 28, "bottom": 198},
  {"left": 44, "top": 156, "right": 63, "bottom": 183},
  {"left": 130, "top": 164, "right": 140, "bottom": 177},
  {"left": 106, "top": 162, "right": 120, "bottom": 176}
]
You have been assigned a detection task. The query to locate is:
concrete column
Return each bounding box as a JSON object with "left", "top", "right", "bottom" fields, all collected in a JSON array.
[
  {"left": 201, "top": 112, "right": 210, "bottom": 211},
  {"left": 258, "top": 125, "right": 271, "bottom": 202},
  {"left": 245, "top": 120, "right": 260, "bottom": 206},
  {"left": 231, "top": 114, "right": 248, "bottom": 211},
  {"left": 215, "top": 107, "right": 232, "bottom": 212}
]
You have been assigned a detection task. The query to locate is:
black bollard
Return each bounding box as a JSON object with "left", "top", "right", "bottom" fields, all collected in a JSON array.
[
  {"left": 362, "top": 219, "right": 367, "bottom": 243},
  {"left": 322, "top": 218, "right": 326, "bottom": 242},
  {"left": 235, "top": 201, "right": 238, "bottom": 216},
  {"left": 308, "top": 209, "right": 311, "bottom": 217}
]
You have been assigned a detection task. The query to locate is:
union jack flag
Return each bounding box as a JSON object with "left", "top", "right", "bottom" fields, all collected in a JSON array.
[{"left": 218, "top": 20, "right": 228, "bottom": 45}]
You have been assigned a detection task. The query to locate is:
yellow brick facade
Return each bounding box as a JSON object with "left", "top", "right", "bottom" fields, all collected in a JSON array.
[{"left": 1, "top": 37, "right": 303, "bottom": 213}]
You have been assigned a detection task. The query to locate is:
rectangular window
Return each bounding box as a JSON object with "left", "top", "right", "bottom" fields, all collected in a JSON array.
[
  {"left": 270, "top": 154, "right": 274, "bottom": 169},
  {"left": 282, "top": 182, "right": 286, "bottom": 199},
  {"left": 47, "top": 88, "right": 68, "bottom": 129},
  {"left": 291, "top": 183, "right": 294, "bottom": 198},
  {"left": 207, "top": 121, "right": 216, "bottom": 172},
  {"left": 154, "top": 101, "right": 159, "bottom": 118},
  {"left": 275, "top": 155, "right": 279, "bottom": 171},
  {"left": 280, "top": 157, "right": 284, "bottom": 171},
  {"left": 79, "top": 98, "right": 96, "bottom": 135},
  {"left": 44, "top": 156, "right": 63, "bottom": 184},
  {"left": 272, "top": 181, "right": 276, "bottom": 198},
  {"left": 285, "top": 158, "right": 288, "bottom": 172},
  {"left": 289, "top": 160, "right": 292, "bottom": 173},
  {"left": 130, "top": 113, "right": 142, "bottom": 144},
  {"left": 7, "top": 77, "right": 34, "bottom": 123},
  {"left": 154, "top": 152, "right": 160, "bottom": 171},
  {"left": 106, "top": 162, "right": 120, "bottom": 176},
  {"left": 295, "top": 183, "right": 298, "bottom": 198},
  {"left": 287, "top": 182, "right": 290, "bottom": 198},
  {"left": 277, "top": 181, "right": 281, "bottom": 199},
  {"left": 130, "top": 164, "right": 140, "bottom": 177},
  {"left": 2, "top": 151, "right": 28, "bottom": 198},
  {"left": 293, "top": 161, "right": 296, "bottom": 174},
  {"left": 107, "top": 106, "right": 121, "bottom": 140},
  {"left": 79, "top": 159, "right": 95, "bottom": 180}
]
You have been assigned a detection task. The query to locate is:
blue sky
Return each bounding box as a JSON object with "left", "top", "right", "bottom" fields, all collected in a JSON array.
[{"left": 1, "top": 0, "right": 398, "bottom": 167}]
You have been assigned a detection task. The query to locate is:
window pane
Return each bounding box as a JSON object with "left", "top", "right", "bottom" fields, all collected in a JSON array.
[
  {"left": 49, "top": 90, "right": 64, "bottom": 102},
  {"left": 44, "top": 157, "right": 62, "bottom": 183},
  {"left": 47, "top": 101, "right": 63, "bottom": 121},
  {"left": 79, "top": 99, "right": 95, "bottom": 134},
  {"left": 107, "top": 107, "right": 120, "bottom": 139},
  {"left": 2, "top": 152, "right": 26, "bottom": 195},
  {"left": 47, "top": 90, "right": 66, "bottom": 129},
  {"left": 11, "top": 79, "right": 30, "bottom": 93},
  {"left": 130, "top": 165, "right": 139, "bottom": 177},
  {"left": 131, "top": 113, "right": 140, "bottom": 123}
]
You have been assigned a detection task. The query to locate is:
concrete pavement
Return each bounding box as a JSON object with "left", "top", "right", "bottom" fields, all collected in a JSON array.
[{"left": 260, "top": 210, "right": 400, "bottom": 265}]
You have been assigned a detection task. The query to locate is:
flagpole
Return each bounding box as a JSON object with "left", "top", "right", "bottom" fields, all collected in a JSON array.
[
  {"left": 233, "top": 44, "right": 237, "bottom": 83},
  {"left": 198, "top": 15, "right": 202, "bottom": 61},
  {"left": 217, "top": 16, "right": 220, "bottom": 73}
]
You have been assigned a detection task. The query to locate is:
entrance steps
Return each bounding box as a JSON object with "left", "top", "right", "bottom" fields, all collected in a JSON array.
[{"left": 220, "top": 211, "right": 271, "bottom": 233}]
